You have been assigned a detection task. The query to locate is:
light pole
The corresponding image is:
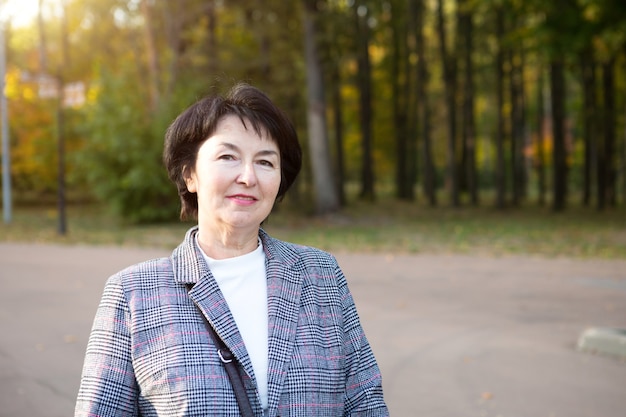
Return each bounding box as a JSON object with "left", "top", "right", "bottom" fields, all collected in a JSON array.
[
  {"left": 0, "top": 8, "right": 11, "bottom": 225},
  {"left": 56, "top": 0, "right": 68, "bottom": 235}
]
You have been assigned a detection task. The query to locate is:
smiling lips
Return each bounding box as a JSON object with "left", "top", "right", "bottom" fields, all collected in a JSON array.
[{"left": 229, "top": 194, "right": 258, "bottom": 205}]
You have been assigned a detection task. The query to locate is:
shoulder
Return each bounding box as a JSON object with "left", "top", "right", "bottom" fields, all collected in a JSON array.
[
  {"left": 261, "top": 231, "right": 347, "bottom": 294},
  {"left": 107, "top": 257, "right": 174, "bottom": 292},
  {"left": 261, "top": 230, "right": 339, "bottom": 270}
]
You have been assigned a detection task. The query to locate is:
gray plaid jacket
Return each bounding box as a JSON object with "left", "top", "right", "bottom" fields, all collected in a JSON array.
[{"left": 75, "top": 226, "right": 389, "bottom": 416}]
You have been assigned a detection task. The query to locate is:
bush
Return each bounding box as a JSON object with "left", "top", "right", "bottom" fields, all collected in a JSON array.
[{"left": 75, "top": 70, "right": 180, "bottom": 223}]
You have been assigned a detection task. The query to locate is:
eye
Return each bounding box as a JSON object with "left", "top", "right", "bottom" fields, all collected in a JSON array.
[
  {"left": 218, "top": 154, "right": 235, "bottom": 161},
  {"left": 258, "top": 159, "right": 275, "bottom": 168}
]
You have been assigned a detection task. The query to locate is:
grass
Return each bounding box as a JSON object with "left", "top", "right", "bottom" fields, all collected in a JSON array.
[{"left": 1, "top": 199, "right": 625, "bottom": 259}]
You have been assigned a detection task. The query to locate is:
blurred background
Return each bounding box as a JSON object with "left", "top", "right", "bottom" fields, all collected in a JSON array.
[
  {"left": 0, "top": 0, "right": 624, "bottom": 256},
  {"left": 0, "top": 2, "right": 625, "bottom": 416}
]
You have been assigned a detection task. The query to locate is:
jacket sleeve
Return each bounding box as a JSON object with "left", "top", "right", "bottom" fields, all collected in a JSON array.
[
  {"left": 337, "top": 265, "right": 389, "bottom": 417},
  {"left": 75, "top": 273, "right": 139, "bottom": 417}
]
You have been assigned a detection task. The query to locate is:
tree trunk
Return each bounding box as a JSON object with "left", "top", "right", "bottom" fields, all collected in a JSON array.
[
  {"left": 56, "top": 0, "right": 71, "bottom": 235},
  {"left": 495, "top": 7, "right": 506, "bottom": 209},
  {"left": 509, "top": 31, "right": 526, "bottom": 206},
  {"left": 140, "top": 0, "right": 160, "bottom": 112},
  {"left": 163, "top": 0, "right": 187, "bottom": 103},
  {"left": 580, "top": 47, "right": 596, "bottom": 206},
  {"left": 509, "top": 52, "right": 520, "bottom": 206},
  {"left": 330, "top": 61, "right": 346, "bottom": 206},
  {"left": 550, "top": 58, "right": 567, "bottom": 211},
  {"left": 406, "top": 0, "right": 419, "bottom": 198},
  {"left": 415, "top": 0, "right": 436, "bottom": 206},
  {"left": 601, "top": 57, "right": 617, "bottom": 207},
  {"left": 205, "top": 1, "right": 218, "bottom": 75},
  {"left": 459, "top": 0, "right": 478, "bottom": 205},
  {"left": 623, "top": 49, "right": 626, "bottom": 206},
  {"left": 436, "top": 0, "right": 459, "bottom": 207},
  {"left": 519, "top": 50, "right": 528, "bottom": 200},
  {"left": 302, "top": 0, "right": 339, "bottom": 214},
  {"left": 391, "top": 0, "right": 411, "bottom": 200},
  {"left": 354, "top": 1, "right": 375, "bottom": 201},
  {"left": 535, "top": 66, "right": 547, "bottom": 206}
]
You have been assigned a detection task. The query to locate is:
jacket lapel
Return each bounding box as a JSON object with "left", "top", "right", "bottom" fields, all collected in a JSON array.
[
  {"left": 263, "top": 238, "right": 303, "bottom": 413},
  {"left": 187, "top": 277, "right": 256, "bottom": 380},
  {"left": 171, "top": 226, "right": 256, "bottom": 382}
]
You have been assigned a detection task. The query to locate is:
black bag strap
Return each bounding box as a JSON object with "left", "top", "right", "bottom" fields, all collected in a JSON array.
[{"left": 186, "top": 283, "right": 255, "bottom": 417}]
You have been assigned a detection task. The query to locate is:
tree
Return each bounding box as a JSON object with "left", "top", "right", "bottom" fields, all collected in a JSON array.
[
  {"left": 390, "top": 0, "right": 413, "bottom": 200},
  {"left": 599, "top": 56, "right": 617, "bottom": 209},
  {"left": 535, "top": 64, "right": 547, "bottom": 206},
  {"left": 140, "top": 0, "right": 160, "bottom": 112},
  {"left": 580, "top": 46, "right": 597, "bottom": 207},
  {"left": 353, "top": 0, "right": 375, "bottom": 201},
  {"left": 550, "top": 56, "right": 567, "bottom": 212},
  {"left": 508, "top": 13, "right": 527, "bottom": 206},
  {"left": 494, "top": 5, "right": 507, "bottom": 209},
  {"left": 459, "top": 0, "right": 478, "bottom": 205},
  {"left": 414, "top": 0, "right": 437, "bottom": 206},
  {"left": 405, "top": 0, "right": 420, "bottom": 202},
  {"left": 6, "top": 0, "right": 626, "bottom": 220},
  {"left": 330, "top": 62, "right": 346, "bottom": 206},
  {"left": 302, "top": 0, "right": 340, "bottom": 214},
  {"left": 543, "top": 0, "right": 578, "bottom": 212},
  {"left": 323, "top": 1, "right": 353, "bottom": 207},
  {"left": 436, "top": 0, "right": 459, "bottom": 207}
]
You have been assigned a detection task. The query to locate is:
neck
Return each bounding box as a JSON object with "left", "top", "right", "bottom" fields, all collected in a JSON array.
[{"left": 197, "top": 227, "right": 259, "bottom": 260}]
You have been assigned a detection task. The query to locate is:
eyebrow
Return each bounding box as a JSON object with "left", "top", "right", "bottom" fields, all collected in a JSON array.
[{"left": 219, "top": 142, "right": 279, "bottom": 158}]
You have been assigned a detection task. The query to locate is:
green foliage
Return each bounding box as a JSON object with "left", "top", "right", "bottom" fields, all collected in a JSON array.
[
  {"left": 75, "top": 68, "right": 179, "bottom": 223},
  {"left": 5, "top": 0, "right": 626, "bottom": 220}
]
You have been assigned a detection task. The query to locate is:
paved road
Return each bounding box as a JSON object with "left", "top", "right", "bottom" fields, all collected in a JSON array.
[{"left": 1, "top": 242, "right": 625, "bottom": 416}]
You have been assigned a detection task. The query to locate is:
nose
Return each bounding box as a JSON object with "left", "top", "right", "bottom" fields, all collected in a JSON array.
[{"left": 237, "top": 161, "right": 257, "bottom": 186}]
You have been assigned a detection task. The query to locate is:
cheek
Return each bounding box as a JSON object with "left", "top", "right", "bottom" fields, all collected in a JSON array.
[{"left": 264, "top": 172, "right": 282, "bottom": 196}]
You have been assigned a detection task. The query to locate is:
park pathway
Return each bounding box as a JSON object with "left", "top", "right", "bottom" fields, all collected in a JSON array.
[{"left": 1, "top": 242, "right": 625, "bottom": 416}]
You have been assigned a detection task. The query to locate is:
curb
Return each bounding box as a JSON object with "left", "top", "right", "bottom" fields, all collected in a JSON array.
[{"left": 577, "top": 327, "right": 626, "bottom": 359}]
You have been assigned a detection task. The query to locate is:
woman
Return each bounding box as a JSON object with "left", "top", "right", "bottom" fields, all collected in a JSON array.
[{"left": 75, "top": 83, "right": 389, "bottom": 416}]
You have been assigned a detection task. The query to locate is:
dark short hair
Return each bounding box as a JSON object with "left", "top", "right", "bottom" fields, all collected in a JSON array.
[{"left": 163, "top": 83, "right": 302, "bottom": 220}]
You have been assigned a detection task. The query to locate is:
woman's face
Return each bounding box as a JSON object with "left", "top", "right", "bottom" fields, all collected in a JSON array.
[{"left": 184, "top": 115, "right": 281, "bottom": 235}]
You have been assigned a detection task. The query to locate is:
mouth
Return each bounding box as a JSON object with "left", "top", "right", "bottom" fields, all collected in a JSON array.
[{"left": 228, "top": 194, "right": 258, "bottom": 202}]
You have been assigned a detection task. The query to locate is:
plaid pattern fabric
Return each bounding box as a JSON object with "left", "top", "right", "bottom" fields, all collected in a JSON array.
[{"left": 75, "top": 226, "right": 389, "bottom": 417}]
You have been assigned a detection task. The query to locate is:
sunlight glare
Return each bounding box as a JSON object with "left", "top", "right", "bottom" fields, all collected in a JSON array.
[{"left": 2, "top": 0, "right": 43, "bottom": 27}]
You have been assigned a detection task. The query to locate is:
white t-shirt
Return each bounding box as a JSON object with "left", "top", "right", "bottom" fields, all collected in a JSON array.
[{"left": 197, "top": 238, "right": 269, "bottom": 410}]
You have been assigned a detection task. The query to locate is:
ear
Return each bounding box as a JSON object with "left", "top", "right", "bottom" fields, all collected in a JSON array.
[{"left": 182, "top": 166, "right": 197, "bottom": 193}]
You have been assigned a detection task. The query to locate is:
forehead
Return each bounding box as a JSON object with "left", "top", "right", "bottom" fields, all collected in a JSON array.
[
  {"left": 199, "top": 115, "right": 279, "bottom": 152},
  {"left": 213, "top": 114, "right": 273, "bottom": 141}
]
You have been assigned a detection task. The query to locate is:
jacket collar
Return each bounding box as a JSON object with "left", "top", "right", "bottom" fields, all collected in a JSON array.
[{"left": 170, "top": 226, "right": 301, "bottom": 284}]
